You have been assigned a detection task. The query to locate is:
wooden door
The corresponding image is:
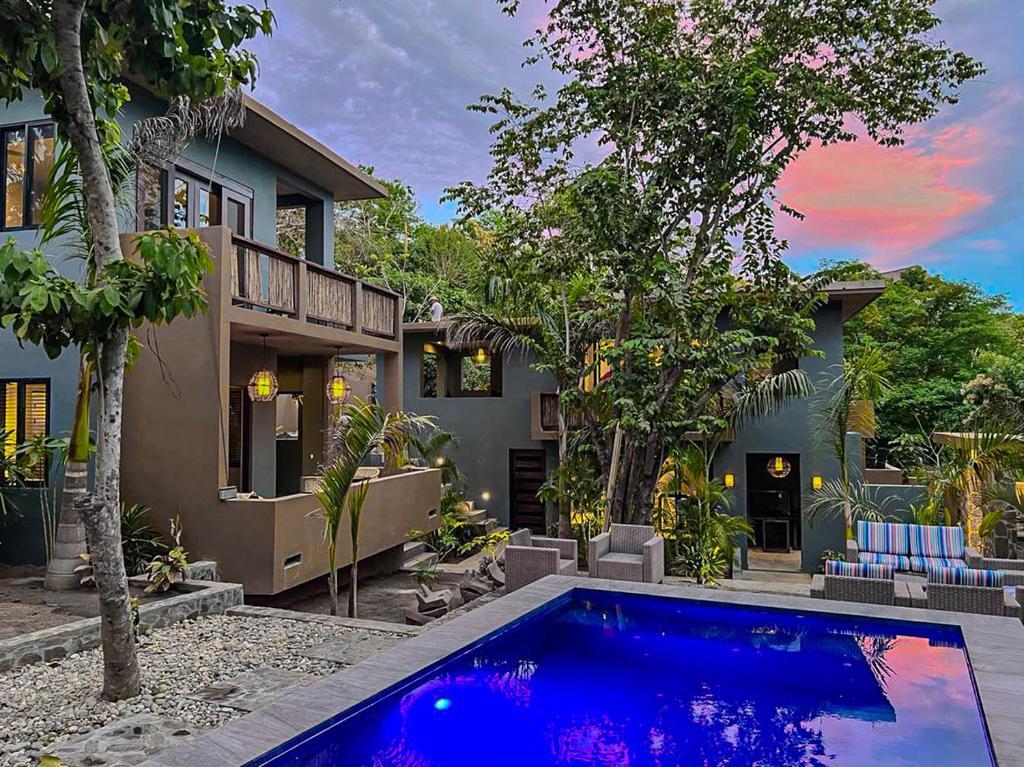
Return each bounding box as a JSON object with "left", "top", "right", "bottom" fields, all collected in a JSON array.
[{"left": 509, "top": 448, "right": 547, "bottom": 533}]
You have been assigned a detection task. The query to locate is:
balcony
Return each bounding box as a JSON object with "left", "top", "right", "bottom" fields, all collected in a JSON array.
[{"left": 229, "top": 233, "right": 399, "bottom": 339}]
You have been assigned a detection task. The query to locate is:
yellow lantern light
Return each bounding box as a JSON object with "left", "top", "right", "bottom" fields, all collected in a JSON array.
[
  {"left": 812, "top": 475, "right": 823, "bottom": 491},
  {"left": 481, "top": 491, "right": 492, "bottom": 502},
  {"left": 767, "top": 455, "right": 791, "bottom": 479},
  {"left": 724, "top": 473, "right": 735, "bottom": 488},
  {"left": 473, "top": 347, "right": 489, "bottom": 365},
  {"left": 326, "top": 347, "right": 350, "bottom": 405},
  {"left": 247, "top": 334, "right": 278, "bottom": 402}
]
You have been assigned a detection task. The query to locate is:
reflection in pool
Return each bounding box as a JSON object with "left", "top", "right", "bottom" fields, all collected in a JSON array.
[{"left": 253, "top": 589, "right": 994, "bottom": 766}]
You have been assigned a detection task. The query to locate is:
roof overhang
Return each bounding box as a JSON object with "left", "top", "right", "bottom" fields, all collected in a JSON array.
[
  {"left": 823, "top": 280, "right": 887, "bottom": 321},
  {"left": 233, "top": 96, "right": 387, "bottom": 201}
]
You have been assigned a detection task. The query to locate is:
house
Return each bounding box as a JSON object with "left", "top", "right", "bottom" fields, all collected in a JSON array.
[
  {"left": 402, "top": 280, "right": 887, "bottom": 574},
  {"left": 0, "top": 89, "right": 441, "bottom": 594}
]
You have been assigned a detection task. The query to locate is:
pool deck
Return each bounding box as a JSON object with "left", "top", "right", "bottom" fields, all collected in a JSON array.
[{"left": 140, "top": 576, "right": 1024, "bottom": 767}]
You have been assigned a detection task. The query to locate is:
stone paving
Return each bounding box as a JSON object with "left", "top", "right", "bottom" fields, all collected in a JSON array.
[
  {"left": 52, "top": 714, "right": 201, "bottom": 767},
  {"left": 186, "top": 668, "right": 317, "bottom": 713}
]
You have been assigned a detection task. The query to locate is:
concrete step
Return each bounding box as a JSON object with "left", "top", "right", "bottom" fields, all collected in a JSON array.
[
  {"left": 400, "top": 551, "right": 438, "bottom": 573},
  {"left": 459, "top": 508, "right": 488, "bottom": 524},
  {"left": 403, "top": 540, "right": 427, "bottom": 560}
]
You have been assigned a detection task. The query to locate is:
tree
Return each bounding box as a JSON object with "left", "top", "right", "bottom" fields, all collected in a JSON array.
[
  {"left": 0, "top": 0, "right": 272, "bottom": 700},
  {"left": 452, "top": 0, "right": 980, "bottom": 525},
  {"left": 315, "top": 399, "right": 432, "bottom": 617},
  {"left": 815, "top": 348, "right": 891, "bottom": 537},
  {"left": 843, "top": 265, "right": 1017, "bottom": 444}
]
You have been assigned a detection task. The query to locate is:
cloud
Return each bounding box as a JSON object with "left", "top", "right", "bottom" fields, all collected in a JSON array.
[
  {"left": 247, "top": 0, "right": 555, "bottom": 219},
  {"left": 776, "top": 122, "right": 993, "bottom": 266}
]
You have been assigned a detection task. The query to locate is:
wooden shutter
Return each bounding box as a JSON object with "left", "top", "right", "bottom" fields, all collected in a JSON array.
[
  {"left": 22, "top": 382, "right": 48, "bottom": 481},
  {"left": 1, "top": 382, "right": 16, "bottom": 479}
]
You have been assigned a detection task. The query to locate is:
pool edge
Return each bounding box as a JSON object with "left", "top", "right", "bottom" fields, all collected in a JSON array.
[{"left": 138, "top": 576, "right": 1024, "bottom": 767}]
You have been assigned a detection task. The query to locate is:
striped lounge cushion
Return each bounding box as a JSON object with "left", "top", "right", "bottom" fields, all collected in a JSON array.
[
  {"left": 910, "top": 524, "right": 965, "bottom": 560},
  {"left": 856, "top": 521, "right": 911, "bottom": 555},
  {"left": 926, "top": 566, "right": 1003, "bottom": 587},
  {"left": 826, "top": 560, "right": 894, "bottom": 580},
  {"left": 909, "top": 555, "right": 967, "bottom": 573},
  {"left": 859, "top": 552, "right": 911, "bottom": 571}
]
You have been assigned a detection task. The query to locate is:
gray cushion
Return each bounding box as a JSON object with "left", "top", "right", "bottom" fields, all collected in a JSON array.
[
  {"left": 558, "top": 558, "right": 576, "bottom": 575},
  {"left": 508, "top": 529, "right": 532, "bottom": 547},
  {"left": 610, "top": 524, "right": 654, "bottom": 555},
  {"left": 596, "top": 552, "right": 644, "bottom": 581}
]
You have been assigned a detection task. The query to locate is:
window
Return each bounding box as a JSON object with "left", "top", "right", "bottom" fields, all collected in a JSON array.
[
  {"left": 138, "top": 164, "right": 246, "bottom": 233},
  {"left": 452, "top": 348, "right": 502, "bottom": 397},
  {"left": 1, "top": 379, "right": 50, "bottom": 484},
  {"left": 1, "top": 121, "right": 55, "bottom": 230},
  {"left": 421, "top": 343, "right": 439, "bottom": 398}
]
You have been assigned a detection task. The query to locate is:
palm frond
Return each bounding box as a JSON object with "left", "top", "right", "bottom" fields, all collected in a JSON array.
[
  {"left": 804, "top": 479, "right": 900, "bottom": 527},
  {"left": 730, "top": 368, "right": 813, "bottom": 430}
]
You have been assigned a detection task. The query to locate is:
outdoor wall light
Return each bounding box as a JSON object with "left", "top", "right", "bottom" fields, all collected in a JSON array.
[
  {"left": 247, "top": 334, "right": 278, "bottom": 402},
  {"left": 724, "top": 473, "right": 735, "bottom": 488},
  {"left": 326, "top": 346, "right": 350, "bottom": 405},
  {"left": 767, "top": 455, "right": 791, "bottom": 479},
  {"left": 481, "top": 491, "right": 492, "bottom": 502},
  {"left": 472, "top": 347, "right": 489, "bottom": 365},
  {"left": 812, "top": 475, "right": 823, "bottom": 491}
]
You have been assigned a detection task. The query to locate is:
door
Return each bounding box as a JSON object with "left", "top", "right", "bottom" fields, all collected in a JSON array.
[
  {"left": 509, "top": 448, "right": 547, "bottom": 533},
  {"left": 746, "top": 453, "right": 801, "bottom": 552}
]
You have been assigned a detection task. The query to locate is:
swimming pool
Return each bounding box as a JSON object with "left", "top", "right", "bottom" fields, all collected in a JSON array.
[{"left": 248, "top": 588, "right": 995, "bottom": 766}]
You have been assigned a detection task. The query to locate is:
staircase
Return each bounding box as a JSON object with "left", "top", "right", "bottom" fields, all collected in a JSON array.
[
  {"left": 401, "top": 540, "right": 438, "bottom": 572},
  {"left": 455, "top": 499, "right": 500, "bottom": 535}
]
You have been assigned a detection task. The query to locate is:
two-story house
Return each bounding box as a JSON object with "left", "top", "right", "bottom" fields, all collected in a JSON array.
[
  {"left": 0, "top": 88, "right": 440, "bottom": 594},
  {"left": 402, "top": 280, "right": 887, "bottom": 574}
]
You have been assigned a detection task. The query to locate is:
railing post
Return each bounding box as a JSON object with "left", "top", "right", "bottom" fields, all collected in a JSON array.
[
  {"left": 296, "top": 260, "right": 308, "bottom": 322},
  {"left": 353, "top": 281, "right": 364, "bottom": 334}
]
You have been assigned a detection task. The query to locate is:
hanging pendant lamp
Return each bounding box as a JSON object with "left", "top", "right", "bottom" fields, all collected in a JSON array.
[
  {"left": 326, "top": 346, "right": 350, "bottom": 405},
  {"left": 248, "top": 334, "right": 278, "bottom": 402}
]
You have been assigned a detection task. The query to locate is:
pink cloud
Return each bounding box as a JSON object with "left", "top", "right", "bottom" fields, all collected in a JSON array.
[{"left": 777, "top": 123, "right": 993, "bottom": 266}]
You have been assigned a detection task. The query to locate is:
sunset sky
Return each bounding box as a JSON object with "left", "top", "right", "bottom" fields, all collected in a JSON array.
[{"left": 247, "top": 1, "right": 1023, "bottom": 307}]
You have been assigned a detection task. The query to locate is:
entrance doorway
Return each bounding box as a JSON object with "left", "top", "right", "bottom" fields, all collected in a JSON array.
[
  {"left": 509, "top": 449, "right": 547, "bottom": 533},
  {"left": 746, "top": 453, "right": 801, "bottom": 558}
]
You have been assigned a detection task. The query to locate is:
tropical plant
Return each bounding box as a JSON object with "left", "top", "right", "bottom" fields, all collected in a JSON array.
[
  {"left": 120, "top": 504, "right": 166, "bottom": 577},
  {"left": 804, "top": 479, "right": 900, "bottom": 529},
  {"left": 660, "top": 447, "right": 752, "bottom": 584},
  {"left": 0, "top": 0, "right": 272, "bottom": 701},
  {"left": 314, "top": 399, "right": 433, "bottom": 617},
  {"left": 408, "top": 486, "right": 474, "bottom": 564},
  {"left": 815, "top": 349, "right": 892, "bottom": 538},
  {"left": 897, "top": 425, "right": 1024, "bottom": 547},
  {"left": 408, "top": 428, "right": 463, "bottom": 487},
  {"left": 144, "top": 516, "right": 188, "bottom": 593}
]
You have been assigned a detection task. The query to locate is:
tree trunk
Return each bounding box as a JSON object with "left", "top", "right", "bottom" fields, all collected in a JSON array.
[
  {"left": 75, "top": 493, "right": 139, "bottom": 700},
  {"left": 327, "top": 544, "right": 338, "bottom": 616},
  {"left": 556, "top": 400, "right": 571, "bottom": 539},
  {"left": 348, "top": 557, "right": 358, "bottom": 619},
  {"left": 52, "top": 0, "right": 139, "bottom": 700},
  {"left": 44, "top": 357, "right": 92, "bottom": 590}
]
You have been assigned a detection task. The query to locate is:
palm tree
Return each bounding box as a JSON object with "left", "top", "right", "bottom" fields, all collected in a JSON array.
[
  {"left": 408, "top": 428, "right": 462, "bottom": 487},
  {"left": 815, "top": 348, "right": 891, "bottom": 538},
  {"left": 659, "top": 446, "right": 752, "bottom": 584},
  {"left": 313, "top": 398, "right": 433, "bottom": 617}
]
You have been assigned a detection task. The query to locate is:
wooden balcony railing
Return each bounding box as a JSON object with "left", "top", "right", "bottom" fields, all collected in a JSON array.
[{"left": 228, "top": 233, "right": 399, "bottom": 338}]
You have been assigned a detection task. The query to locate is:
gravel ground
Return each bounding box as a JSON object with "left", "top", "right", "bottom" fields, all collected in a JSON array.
[{"left": 0, "top": 614, "right": 404, "bottom": 767}]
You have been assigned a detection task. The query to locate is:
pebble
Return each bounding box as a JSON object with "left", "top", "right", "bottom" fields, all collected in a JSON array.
[{"left": 0, "top": 615, "right": 403, "bottom": 767}]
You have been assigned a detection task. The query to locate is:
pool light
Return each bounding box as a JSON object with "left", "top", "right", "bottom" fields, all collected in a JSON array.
[{"left": 434, "top": 697, "right": 452, "bottom": 711}]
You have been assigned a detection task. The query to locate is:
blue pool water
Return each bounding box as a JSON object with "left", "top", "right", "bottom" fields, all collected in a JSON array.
[{"left": 253, "top": 590, "right": 994, "bottom": 766}]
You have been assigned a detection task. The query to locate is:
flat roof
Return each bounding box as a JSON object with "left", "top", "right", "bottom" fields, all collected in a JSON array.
[
  {"left": 234, "top": 96, "right": 387, "bottom": 201},
  {"left": 822, "top": 279, "right": 887, "bottom": 320}
]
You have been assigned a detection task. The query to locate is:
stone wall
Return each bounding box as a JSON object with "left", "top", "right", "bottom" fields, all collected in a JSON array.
[{"left": 0, "top": 578, "right": 242, "bottom": 672}]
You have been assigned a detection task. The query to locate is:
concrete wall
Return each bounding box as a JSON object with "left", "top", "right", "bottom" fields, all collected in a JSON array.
[
  {"left": 715, "top": 303, "right": 847, "bottom": 572},
  {"left": 0, "top": 89, "right": 336, "bottom": 564},
  {"left": 402, "top": 329, "right": 557, "bottom": 527}
]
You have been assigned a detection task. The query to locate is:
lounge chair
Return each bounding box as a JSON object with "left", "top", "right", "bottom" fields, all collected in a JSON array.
[
  {"left": 588, "top": 524, "right": 664, "bottom": 584},
  {"left": 504, "top": 529, "right": 578, "bottom": 592}
]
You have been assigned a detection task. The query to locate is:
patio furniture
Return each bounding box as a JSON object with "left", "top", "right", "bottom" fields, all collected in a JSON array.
[
  {"left": 846, "top": 521, "right": 982, "bottom": 574},
  {"left": 588, "top": 524, "right": 665, "bottom": 584},
  {"left": 923, "top": 566, "right": 1021, "bottom": 618},
  {"left": 504, "top": 529, "right": 578, "bottom": 592},
  {"left": 811, "top": 560, "right": 903, "bottom": 606},
  {"left": 965, "top": 551, "right": 1024, "bottom": 587}
]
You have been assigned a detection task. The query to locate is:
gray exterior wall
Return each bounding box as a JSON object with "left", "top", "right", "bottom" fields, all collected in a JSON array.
[
  {"left": 402, "top": 329, "right": 557, "bottom": 528},
  {"left": 0, "top": 88, "right": 337, "bottom": 564}
]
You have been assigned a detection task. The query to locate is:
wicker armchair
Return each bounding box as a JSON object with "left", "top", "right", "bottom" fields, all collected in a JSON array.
[
  {"left": 924, "top": 566, "right": 1022, "bottom": 618},
  {"left": 588, "top": 524, "right": 664, "bottom": 584},
  {"left": 964, "top": 551, "right": 1024, "bottom": 586},
  {"left": 811, "top": 574, "right": 897, "bottom": 606},
  {"left": 504, "top": 529, "right": 578, "bottom": 592}
]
